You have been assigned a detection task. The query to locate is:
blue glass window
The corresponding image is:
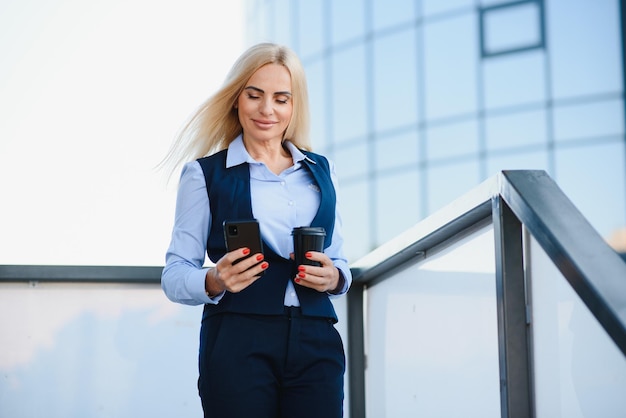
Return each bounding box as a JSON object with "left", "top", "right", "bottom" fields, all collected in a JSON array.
[
  {"left": 427, "top": 160, "right": 480, "bottom": 214},
  {"left": 426, "top": 119, "right": 478, "bottom": 160},
  {"left": 340, "top": 180, "right": 372, "bottom": 260},
  {"left": 332, "top": 44, "right": 368, "bottom": 142},
  {"left": 297, "top": 0, "right": 325, "bottom": 58},
  {"left": 372, "top": 0, "right": 416, "bottom": 31},
  {"left": 422, "top": 0, "right": 473, "bottom": 17},
  {"left": 555, "top": 141, "right": 626, "bottom": 238},
  {"left": 553, "top": 99, "right": 625, "bottom": 143},
  {"left": 423, "top": 13, "right": 478, "bottom": 120},
  {"left": 375, "top": 169, "right": 421, "bottom": 244},
  {"left": 480, "top": 1, "right": 544, "bottom": 57},
  {"left": 548, "top": 0, "right": 622, "bottom": 99},
  {"left": 333, "top": 142, "right": 368, "bottom": 180},
  {"left": 331, "top": 0, "right": 366, "bottom": 45},
  {"left": 272, "top": 0, "right": 293, "bottom": 46},
  {"left": 483, "top": 50, "right": 546, "bottom": 110},
  {"left": 374, "top": 131, "right": 420, "bottom": 172},
  {"left": 486, "top": 150, "right": 549, "bottom": 178},
  {"left": 305, "top": 60, "right": 328, "bottom": 151},
  {"left": 373, "top": 28, "right": 418, "bottom": 133},
  {"left": 485, "top": 108, "right": 547, "bottom": 150}
]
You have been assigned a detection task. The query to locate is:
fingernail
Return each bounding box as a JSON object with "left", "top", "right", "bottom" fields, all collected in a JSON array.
[
  {"left": 305, "top": 252, "right": 312, "bottom": 258},
  {"left": 298, "top": 266, "right": 306, "bottom": 272},
  {"left": 256, "top": 254, "right": 264, "bottom": 261},
  {"left": 295, "top": 278, "right": 301, "bottom": 283},
  {"left": 261, "top": 262, "right": 269, "bottom": 269},
  {"left": 298, "top": 272, "right": 306, "bottom": 278},
  {"left": 243, "top": 248, "right": 250, "bottom": 255}
]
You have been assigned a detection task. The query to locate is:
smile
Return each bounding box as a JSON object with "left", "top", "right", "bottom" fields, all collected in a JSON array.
[{"left": 253, "top": 119, "right": 277, "bottom": 129}]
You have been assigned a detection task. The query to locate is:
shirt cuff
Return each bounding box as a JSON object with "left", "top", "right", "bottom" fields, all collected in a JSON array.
[
  {"left": 190, "top": 267, "right": 224, "bottom": 304},
  {"left": 327, "top": 263, "right": 351, "bottom": 297}
]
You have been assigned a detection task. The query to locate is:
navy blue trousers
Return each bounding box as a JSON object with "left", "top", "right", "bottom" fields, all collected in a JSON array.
[{"left": 198, "top": 307, "right": 345, "bottom": 418}]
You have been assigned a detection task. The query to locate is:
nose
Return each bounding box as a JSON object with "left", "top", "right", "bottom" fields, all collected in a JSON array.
[{"left": 259, "top": 98, "right": 273, "bottom": 116}]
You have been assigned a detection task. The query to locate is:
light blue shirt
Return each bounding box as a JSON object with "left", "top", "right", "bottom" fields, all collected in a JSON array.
[{"left": 162, "top": 135, "right": 352, "bottom": 306}]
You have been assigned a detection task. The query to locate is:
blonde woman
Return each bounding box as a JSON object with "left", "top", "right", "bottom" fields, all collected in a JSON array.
[{"left": 161, "top": 43, "right": 351, "bottom": 417}]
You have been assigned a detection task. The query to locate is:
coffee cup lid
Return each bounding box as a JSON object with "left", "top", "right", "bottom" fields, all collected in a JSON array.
[{"left": 291, "top": 226, "right": 326, "bottom": 236}]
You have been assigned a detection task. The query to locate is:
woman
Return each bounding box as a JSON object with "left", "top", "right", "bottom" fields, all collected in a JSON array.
[{"left": 161, "top": 43, "right": 352, "bottom": 418}]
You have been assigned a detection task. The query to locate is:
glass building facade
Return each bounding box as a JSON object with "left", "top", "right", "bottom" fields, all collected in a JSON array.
[{"left": 243, "top": 0, "right": 626, "bottom": 262}]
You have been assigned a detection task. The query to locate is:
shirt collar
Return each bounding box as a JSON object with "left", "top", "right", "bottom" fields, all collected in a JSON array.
[{"left": 225, "top": 134, "right": 315, "bottom": 168}]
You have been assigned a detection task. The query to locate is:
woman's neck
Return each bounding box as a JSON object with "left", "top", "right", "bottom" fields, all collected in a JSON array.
[{"left": 243, "top": 137, "right": 293, "bottom": 175}]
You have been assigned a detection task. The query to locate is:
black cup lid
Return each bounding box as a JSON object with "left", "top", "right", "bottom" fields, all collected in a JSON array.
[{"left": 291, "top": 226, "right": 326, "bottom": 236}]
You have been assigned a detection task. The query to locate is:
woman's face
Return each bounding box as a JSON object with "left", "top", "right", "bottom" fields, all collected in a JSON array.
[{"left": 236, "top": 63, "right": 293, "bottom": 145}]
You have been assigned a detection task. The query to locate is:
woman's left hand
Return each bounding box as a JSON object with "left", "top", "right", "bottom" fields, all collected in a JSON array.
[{"left": 294, "top": 251, "right": 342, "bottom": 293}]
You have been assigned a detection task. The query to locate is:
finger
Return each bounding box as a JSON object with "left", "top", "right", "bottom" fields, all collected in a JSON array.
[
  {"left": 304, "top": 251, "right": 332, "bottom": 267},
  {"left": 225, "top": 261, "right": 269, "bottom": 293},
  {"left": 233, "top": 252, "right": 265, "bottom": 273}
]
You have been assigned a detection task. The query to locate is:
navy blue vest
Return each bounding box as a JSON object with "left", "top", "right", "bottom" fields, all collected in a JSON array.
[{"left": 197, "top": 148, "right": 338, "bottom": 322}]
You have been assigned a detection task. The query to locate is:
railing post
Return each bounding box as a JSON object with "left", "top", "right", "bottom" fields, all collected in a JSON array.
[
  {"left": 492, "top": 196, "right": 533, "bottom": 418},
  {"left": 347, "top": 280, "right": 366, "bottom": 418}
]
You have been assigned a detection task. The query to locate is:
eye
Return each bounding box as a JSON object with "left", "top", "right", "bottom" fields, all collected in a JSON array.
[
  {"left": 247, "top": 93, "right": 260, "bottom": 100},
  {"left": 276, "top": 99, "right": 288, "bottom": 104}
]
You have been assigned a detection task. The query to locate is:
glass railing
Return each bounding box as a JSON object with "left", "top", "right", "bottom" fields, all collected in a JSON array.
[
  {"left": 346, "top": 170, "right": 626, "bottom": 418},
  {"left": 2, "top": 171, "right": 625, "bottom": 418}
]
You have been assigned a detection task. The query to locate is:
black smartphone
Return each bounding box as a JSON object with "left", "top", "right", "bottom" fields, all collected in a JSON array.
[{"left": 223, "top": 219, "right": 265, "bottom": 272}]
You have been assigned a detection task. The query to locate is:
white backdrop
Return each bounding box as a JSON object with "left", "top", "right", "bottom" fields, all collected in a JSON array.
[{"left": 0, "top": 0, "right": 244, "bottom": 266}]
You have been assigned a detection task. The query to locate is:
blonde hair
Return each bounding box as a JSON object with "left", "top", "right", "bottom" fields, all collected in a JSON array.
[{"left": 161, "top": 43, "right": 311, "bottom": 177}]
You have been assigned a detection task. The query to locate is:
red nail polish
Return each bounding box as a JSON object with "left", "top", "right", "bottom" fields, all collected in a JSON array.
[
  {"left": 242, "top": 248, "right": 250, "bottom": 255},
  {"left": 298, "top": 272, "right": 306, "bottom": 279},
  {"left": 298, "top": 265, "right": 306, "bottom": 272},
  {"left": 305, "top": 252, "right": 312, "bottom": 258},
  {"left": 261, "top": 262, "right": 269, "bottom": 269},
  {"left": 295, "top": 278, "right": 301, "bottom": 283},
  {"left": 256, "top": 254, "right": 264, "bottom": 261}
]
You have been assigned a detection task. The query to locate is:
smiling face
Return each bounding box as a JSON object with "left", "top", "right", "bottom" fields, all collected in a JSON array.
[{"left": 236, "top": 63, "right": 293, "bottom": 145}]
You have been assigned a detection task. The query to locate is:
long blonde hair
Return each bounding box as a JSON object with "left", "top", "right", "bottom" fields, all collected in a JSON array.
[{"left": 161, "top": 43, "right": 311, "bottom": 177}]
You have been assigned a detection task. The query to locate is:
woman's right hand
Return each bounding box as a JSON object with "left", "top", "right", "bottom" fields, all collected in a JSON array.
[{"left": 205, "top": 248, "right": 268, "bottom": 297}]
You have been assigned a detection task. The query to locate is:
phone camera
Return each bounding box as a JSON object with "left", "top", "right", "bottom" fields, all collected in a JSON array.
[{"left": 228, "top": 225, "right": 238, "bottom": 236}]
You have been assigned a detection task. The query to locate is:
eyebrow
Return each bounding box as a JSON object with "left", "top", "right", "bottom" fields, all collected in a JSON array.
[{"left": 244, "top": 86, "right": 292, "bottom": 96}]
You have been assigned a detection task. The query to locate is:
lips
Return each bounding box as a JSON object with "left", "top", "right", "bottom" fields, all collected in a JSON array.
[{"left": 253, "top": 119, "right": 277, "bottom": 129}]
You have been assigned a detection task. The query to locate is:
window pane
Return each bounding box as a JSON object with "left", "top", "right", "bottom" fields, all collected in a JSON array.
[
  {"left": 486, "top": 150, "right": 549, "bottom": 178},
  {"left": 375, "top": 169, "right": 421, "bottom": 245},
  {"left": 272, "top": 0, "right": 292, "bottom": 45},
  {"left": 482, "top": 2, "right": 542, "bottom": 55},
  {"left": 333, "top": 141, "right": 368, "bottom": 180},
  {"left": 374, "top": 130, "right": 420, "bottom": 172},
  {"left": 306, "top": 60, "right": 328, "bottom": 151},
  {"left": 297, "top": 0, "right": 325, "bottom": 57},
  {"left": 372, "top": 0, "right": 416, "bottom": 31},
  {"left": 423, "top": 13, "right": 478, "bottom": 120},
  {"left": 427, "top": 160, "right": 480, "bottom": 214},
  {"left": 555, "top": 141, "right": 626, "bottom": 238},
  {"left": 427, "top": 119, "right": 478, "bottom": 160},
  {"left": 332, "top": 45, "right": 368, "bottom": 142},
  {"left": 483, "top": 50, "right": 546, "bottom": 110},
  {"left": 340, "top": 180, "right": 371, "bottom": 261},
  {"left": 331, "top": 0, "right": 365, "bottom": 44},
  {"left": 422, "top": 0, "right": 473, "bottom": 17},
  {"left": 485, "top": 108, "right": 547, "bottom": 150},
  {"left": 548, "top": 0, "right": 622, "bottom": 99},
  {"left": 553, "top": 99, "right": 625, "bottom": 143},
  {"left": 373, "top": 28, "right": 418, "bottom": 132}
]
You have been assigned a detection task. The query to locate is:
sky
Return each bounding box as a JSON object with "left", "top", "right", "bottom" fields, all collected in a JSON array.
[{"left": 0, "top": 0, "right": 245, "bottom": 266}]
